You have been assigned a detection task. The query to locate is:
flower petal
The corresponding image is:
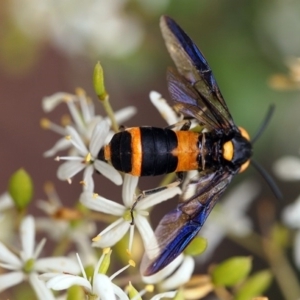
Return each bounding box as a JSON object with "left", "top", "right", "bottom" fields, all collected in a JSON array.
[
  {"left": 93, "top": 274, "right": 116, "bottom": 300},
  {"left": 46, "top": 274, "right": 91, "bottom": 291},
  {"left": 92, "top": 219, "right": 130, "bottom": 248},
  {"left": 57, "top": 161, "right": 85, "bottom": 180},
  {"left": 94, "top": 160, "right": 122, "bottom": 185},
  {"left": 89, "top": 120, "right": 109, "bottom": 157},
  {"left": 135, "top": 215, "right": 154, "bottom": 248},
  {"left": 0, "top": 271, "right": 24, "bottom": 292},
  {"left": 142, "top": 254, "right": 184, "bottom": 283},
  {"left": 160, "top": 256, "right": 194, "bottom": 290},
  {"left": 66, "top": 126, "right": 88, "bottom": 156},
  {"left": 35, "top": 257, "right": 80, "bottom": 274},
  {"left": 39, "top": 272, "right": 62, "bottom": 281},
  {"left": 0, "top": 192, "right": 14, "bottom": 211},
  {"left": 80, "top": 192, "right": 125, "bottom": 216},
  {"left": 149, "top": 91, "right": 178, "bottom": 125},
  {"left": 85, "top": 116, "right": 104, "bottom": 139},
  {"left": 122, "top": 175, "right": 138, "bottom": 207},
  {"left": 43, "top": 138, "right": 71, "bottom": 157},
  {"left": 83, "top": 165, "right": 95, "bottom": 192},
  {"left": 66, "top": 100, "right": 86, "bottom": 134},
  {"left": 113, "top": 106, "right": 137, "bottom": 125},
  {"left": 20, "top": 215, "right": 35, "bottom": 261},
  {"left": 150, "top": 291, "right": 177, "bottom": 300},
  {"left": 42, "top": 93, "right": 72, "bottom": 112},
  {"left": 112, "top": 283, "right": 130, "bottom": 300},
  {"left": 29, "top": 273, "right": 56, "bottom": 300},
  {"left": 137, "top": 186, "right": 181, "bottom": 210}
]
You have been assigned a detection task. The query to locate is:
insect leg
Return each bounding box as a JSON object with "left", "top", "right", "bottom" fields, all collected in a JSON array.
[
  {"left": 130, "top": 172, "right": 184, "bottom": 225},
  {"left": 166, "top": 119, "right": 191, "bottom": 131}
]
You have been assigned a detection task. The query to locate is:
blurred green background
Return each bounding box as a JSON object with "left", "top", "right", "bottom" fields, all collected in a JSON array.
[{"left": 1, "top": 0, "right": 300, "bottom": 298}]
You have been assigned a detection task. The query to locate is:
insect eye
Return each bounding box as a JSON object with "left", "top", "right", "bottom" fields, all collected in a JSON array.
[
  {"left": 239, "top": 160, "right": 250, "bottom": 173},
  {"left": 238, "top": 127, "right": 250, "bottom": 141}
]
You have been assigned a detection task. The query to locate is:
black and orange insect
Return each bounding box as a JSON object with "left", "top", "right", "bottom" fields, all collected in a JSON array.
[{"left": 98, "top": 16, "right": 274, "bottom": 276}]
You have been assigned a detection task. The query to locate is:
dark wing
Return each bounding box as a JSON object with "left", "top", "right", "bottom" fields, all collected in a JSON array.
[
  {"left": 141, "top": 170, "right": 233, "bottom": 276},
  {"left": 160, "top": 15, "right": 236, "bottom": 131}
]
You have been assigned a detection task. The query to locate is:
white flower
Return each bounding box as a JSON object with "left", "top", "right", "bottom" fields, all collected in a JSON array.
[
  {"left": 273, "top": 155, "right": 300, "bottom": 181},
  {"left": 80, "top": 174, "right": 181, "bottom": 251},
  {"left": 0, "top": 215, "right": 80, "bottom": 299},
  {"left": 56, "top": 120, "right": 122, "bottom": 189},
  {"left": 36, "top": 182, "right": 98, "bottom": 265},
  {"left": 42, "top": 91, "right": 136, "bottom": 157},
  {"left": 41, "top": 251, "right": 130, "bottom": 300}
]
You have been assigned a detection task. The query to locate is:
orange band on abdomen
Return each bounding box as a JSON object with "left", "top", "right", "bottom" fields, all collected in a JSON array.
[
  {"left": 127, "top": 127, "right": 142, "bottom": 176},
  {"left": 173, "top": 131, "right": 200, "bottom": 172}
]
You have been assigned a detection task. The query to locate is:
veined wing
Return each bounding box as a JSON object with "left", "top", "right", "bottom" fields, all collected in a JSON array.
[
  {"left": 167, "top": 69, "right": 227, "bottom": 130},
  {"left": 160, "top": 15, "right": 235, "bottom": 130},
  {"left": 141, "top": 170, "right": 233, "bottom": 276}
]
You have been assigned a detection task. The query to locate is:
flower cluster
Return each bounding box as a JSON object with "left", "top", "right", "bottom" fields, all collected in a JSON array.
[{"left": 0, "top": 66, "right": 275, "bottom": 300}]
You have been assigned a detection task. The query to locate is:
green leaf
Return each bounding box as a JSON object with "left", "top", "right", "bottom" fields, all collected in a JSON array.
[
  {"left": 212, "top": 256, "right": 252, "bottom": 287},
  {"left": 235, "top": 269, "right": 272, "bottom": 300},
  {"left": 8, "top": 168, "right": 33, "bottom": 210},
  {"left": 184, "top": 236, "right": 207, "bottom": 256}
]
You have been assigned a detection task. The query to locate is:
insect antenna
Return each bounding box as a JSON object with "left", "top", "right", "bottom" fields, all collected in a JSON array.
[
  {"left": 251, "top": 159, "right": 283, "bottom": 200},
  {"left": 251, "top": 104, "right": 275, "bottom": 144},
  {"left": 249, "top": 104, "right": 282, "bottom": 200}
]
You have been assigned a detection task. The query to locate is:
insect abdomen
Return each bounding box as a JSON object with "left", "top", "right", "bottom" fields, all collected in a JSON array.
[{"left": 99, "top": 127, "right": 201, "bottom": 176}]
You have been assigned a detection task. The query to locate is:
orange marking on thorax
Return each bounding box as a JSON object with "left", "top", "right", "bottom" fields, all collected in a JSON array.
[
  {"left": 127, "top": 127, "right": 142, "bottom": 176},
  {"left": 172, "top": 131, "right": 200, "bottom": 172}
]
